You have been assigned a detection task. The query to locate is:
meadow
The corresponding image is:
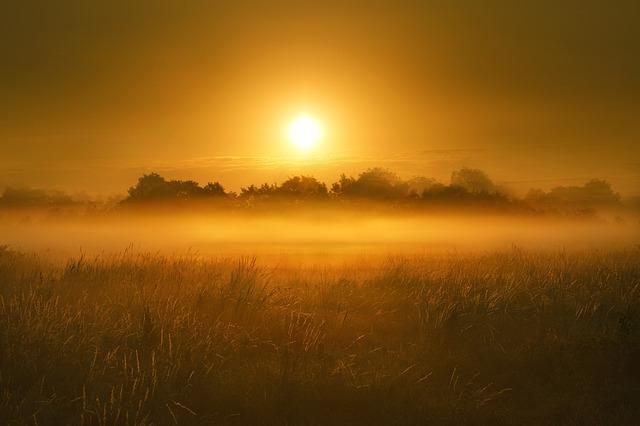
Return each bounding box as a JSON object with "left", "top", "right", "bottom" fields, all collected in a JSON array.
[{"left": 1, "top": 245, "right": 639, "bottom": 425}]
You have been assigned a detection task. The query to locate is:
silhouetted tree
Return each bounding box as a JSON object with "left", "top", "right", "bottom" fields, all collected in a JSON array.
[
  {"left": 240, "top": 177, "right": 327, "bottom": 202},
  {"left": 331, "top": 174, "right": 357, "bottom": 195},
  {"left": 0, "top": 187, "right": 74, "bottom": 207},
  {"left": 581, "top": 180, "right": 620, "bottom": 204},
  {"left": 276, "top": 176, "right": 328, "bottom": 199},
  {"left": 127, "top": 173, "right": 171, "bottom": 200},
  {"left": 170, "top": 180, "right": 202, "bottom": 198},
  {"left": 331, "top": 168, "right": 409, "bottom": 199},
  {"left": 450, "top": 168, "right": 497, "bottom": 194},
  {"left": 422, "top": 183, "right": 470, "bottom": 201},
  {"left": 406, "top": 176, "right": 439, "bottom": 196},
  {"left": 421, "top": 179, "right": 510, "bottom": 207},
  {"left": 526, "top": 179, "right": 620, "bottom": 208},
  {"left": 125, "top": 173, "right": 228, "bottom": 202},
  {"left": 203, "top": 182, "right": 227, "bottom": 196},
  {"left": 240, "top": 183, "right": 278, "bottom": 199},
  {"left": 118, "top": 170, "right": 622, "bottom": 215}
]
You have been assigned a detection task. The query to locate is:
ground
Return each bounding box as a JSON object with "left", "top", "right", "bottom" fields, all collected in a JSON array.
[{"left": 1, "top": 247, "right": 639, "bottom": 425}]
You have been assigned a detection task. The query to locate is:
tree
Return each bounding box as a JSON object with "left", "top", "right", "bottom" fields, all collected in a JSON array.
[
  {"left": 276, "top": 176, "right": 328, "bottom": 199},
  {"left": 527, "top": 179, "right": 620, "bottom": 208},
  {"left": 406, "top": 176, "right": 438, "bottom": 196},
  {"left": 203, "top": 182, "right": 227, "bottom": 197},
  {"left": 0, "top": 187, "right": 74, "bottom": 207},
  {"left": 331, "top": 168, "right": 409, "bottom": 199},
  {"left": 422, "top": 183, "right": 470, "bottom": 201},
  {"left": 170, "top": 180, "right": 203, "bottom": 198},
  {"left": 240, "top": 177, "right": 328, "bottom": 201},
  {"left": 125, "top": 173, "right": 228, "bottom": 202},
  {"left": 582, "top": 179, "right": 620, "bottom": 204},
  {"left": 240, "top": 183, "right": 278, "bottom": 200},
  {"left": 127, "top": 173, "right": 171, "bottom": 200},
  {"left": 450, "top": 168, "right": 497, "bottom": 194},
  {"left": 331, "top": 174, "right": 356, "bottom": 195}
]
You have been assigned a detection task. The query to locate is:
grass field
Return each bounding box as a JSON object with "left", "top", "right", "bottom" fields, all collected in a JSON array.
[{"left": 1, "top": 246, "right": 639, "bottom": 425}]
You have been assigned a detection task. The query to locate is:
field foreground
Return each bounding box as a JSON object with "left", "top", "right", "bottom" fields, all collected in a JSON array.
[{"left": 1, "top": 247, "right": 639, "bottom": 425}]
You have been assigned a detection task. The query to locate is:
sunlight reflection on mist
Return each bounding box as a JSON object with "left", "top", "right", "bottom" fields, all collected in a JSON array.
[{"left": 1, "top": 211, "right": 637, "bottom": 262}]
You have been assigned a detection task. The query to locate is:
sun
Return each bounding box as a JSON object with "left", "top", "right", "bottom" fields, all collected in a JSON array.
[{"left": 288, "top": 114, "right": 323, "bottom": 152}]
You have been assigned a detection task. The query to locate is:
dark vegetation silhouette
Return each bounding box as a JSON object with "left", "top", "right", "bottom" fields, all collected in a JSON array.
[
  {"left": 119, "top": 167, "right": 628, "bottom": 216},
  {"left": 450, "top": 168, "right": 500, "bottom": 194},
  {"left": 0, "top": 187, "right": 75, "bottom": 208},
  {"left": 125, "top": 167, "right": 510, "bottom": 205},
  {"left": 0, "top": 168, "right": 631, "bottom": 216},
  {"left": 525, "top": 179, "right": 621, "bottom": 209},
  {"left": 331, "top": 168, "right": 409, "bottom": 200},
  {"left": 125, "top": 173, "right": 231, "bottom": 202},
  {"left": 240, "top": 176, "right": 328, "bottom": 202}
]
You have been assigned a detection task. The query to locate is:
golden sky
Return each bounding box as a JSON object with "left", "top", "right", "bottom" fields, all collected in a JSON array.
[{"left": 1, "top": 1, "right": 639, "bottom": 195}]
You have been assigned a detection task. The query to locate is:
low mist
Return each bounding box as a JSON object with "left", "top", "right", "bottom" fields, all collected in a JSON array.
[
  {"left": 1, "top": 210, "right": 637, "bottom": 262},
  {"left": 1, "top": 167, "right": 638, "bottom": 261}
]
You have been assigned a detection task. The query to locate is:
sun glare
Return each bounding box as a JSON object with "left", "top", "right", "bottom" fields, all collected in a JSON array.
[{"left": 288, "top": 114, "right": 323, "bottom": 152}]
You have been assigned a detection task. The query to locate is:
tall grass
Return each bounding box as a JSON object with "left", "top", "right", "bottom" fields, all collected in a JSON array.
[{"left": 1, "top": 247, "right": 639, "bottom": 425}]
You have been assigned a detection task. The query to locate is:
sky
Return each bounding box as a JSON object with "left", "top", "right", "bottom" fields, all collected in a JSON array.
[{"left": 1, "top": 0, "right": 639, "bottom": 196}]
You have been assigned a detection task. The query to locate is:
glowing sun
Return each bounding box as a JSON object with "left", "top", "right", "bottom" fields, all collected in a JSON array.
[{"left": 288, "top": 114, "right": 323, "bottom": 152}]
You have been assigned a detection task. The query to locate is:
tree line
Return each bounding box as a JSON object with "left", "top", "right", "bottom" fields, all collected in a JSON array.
[
  {"left": 120, "top": 167, "right": 622, "bottom": 211},
  {"left": 0, "top": 167, "right": 624, "bottom": 213}
]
